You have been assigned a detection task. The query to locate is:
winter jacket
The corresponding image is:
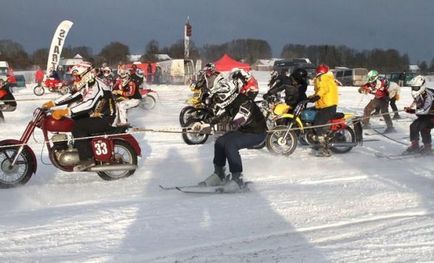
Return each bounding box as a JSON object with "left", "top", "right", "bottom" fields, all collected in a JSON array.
[
  {"left": 210, "top": 93, "right": 267, "bottom": 134},
  {"left": 266, "top": 75, "right": 307, "bottom": 109},
  {"left": 313, "top": 72, "right": 338, "bottom": 109},
  {"left": 415, "top": 89, "right": 434, "bottom": 116},
  {"left": 388, "top": 81, "right": 400, "bottom": 99}
]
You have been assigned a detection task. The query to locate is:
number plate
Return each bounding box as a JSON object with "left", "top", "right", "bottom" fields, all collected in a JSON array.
[{"left": 91, "top": 138, "right": 113, "bottom": 162}]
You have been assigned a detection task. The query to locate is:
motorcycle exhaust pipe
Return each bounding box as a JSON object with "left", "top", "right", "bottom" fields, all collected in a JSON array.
[
  {"left": 88, "top": 164, "right": 137, "bottom": 172},
  {"left": 329, "top": 142, "right": 359, "bottom": 147}
]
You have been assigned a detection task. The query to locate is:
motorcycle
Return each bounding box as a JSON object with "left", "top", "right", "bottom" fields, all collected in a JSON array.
[
  {"left": 33, "top": 78, "right": 70, "bottom": 96},
  {"left": 179, "top": 71, "right": 210, "bottom": 126},
  {"left": 138, "top": 88, "right": 157, "bottom": 110},
  {"left": 266, "top": 99, "right": 363, "bottom": 156},
  {"left": 0, "top": 108, "right": 141, "bottom": 188}
]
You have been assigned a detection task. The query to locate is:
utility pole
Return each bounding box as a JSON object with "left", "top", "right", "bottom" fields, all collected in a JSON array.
[{"left": 184, "top": 17, "right": 192, "bottom": 59}]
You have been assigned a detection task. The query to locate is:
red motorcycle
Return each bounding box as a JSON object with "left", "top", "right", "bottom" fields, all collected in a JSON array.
[
  {"left": 33, "top": 78, "right": 70, "bottom": 96},
  {"left": 0, "top": 108, "right": 141, "bottom": 188}
]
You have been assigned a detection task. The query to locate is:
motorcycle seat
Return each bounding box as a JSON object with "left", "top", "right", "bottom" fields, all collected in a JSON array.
[
  {"left": 333, "top": 112, "right": 345, "bottom": 119},
  {"left": 89, "top": 126, "right": 128, "bottom": 136}
]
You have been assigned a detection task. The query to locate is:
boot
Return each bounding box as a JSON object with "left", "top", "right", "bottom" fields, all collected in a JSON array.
[
  {"left": 402, "top": 140, "right": 420, "bottom": 155},
  {"left": 393, "top": 113, "right": 401, "bottom": 120},
  {"left": 198, "top": 165, "right": 227, "bottom": 186},
  {"left": 221, "top": 172, "right": 244, "bottom": 193},
  {"left": 315, "top": 146, "right": 332, "bottom": 157},
  {"left": 419, "top": 143, "right": 432, "bottom": 155}
]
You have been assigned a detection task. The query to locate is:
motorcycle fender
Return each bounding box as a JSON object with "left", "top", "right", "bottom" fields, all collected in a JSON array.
[
  {"left": 0, "top": 139, "right": 37, "bottom": 174},
  {"left": 112, "top": 134, "right": 142, "bottom": 157},
  {"left": 275, "top": 114, "right": 304, "bottom": 132}
]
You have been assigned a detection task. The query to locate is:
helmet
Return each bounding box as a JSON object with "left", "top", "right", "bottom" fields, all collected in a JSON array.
[
  {"left": 291, "top": 68, "right": 308, "bottom": 82},
  {"left": 203, "top": 63, "right": 216, "bottom": 77},
  {"left": 230, "top": 68, "right": 250, "bottom": 82},
  {"left": 102, "top": 66, "right": 111, "bottom": 77},
  {"left": 316, "top": 64, "right": 329, "bottom": 76},
  {"left": 409, "top": 75, "right": 427, "bottom": 98},
  {"left": 70, "top": 62, "right": 92, "bottom": 82},
  {"left": 118, "top": 68, "right": 130, "bottom": 86},
  {"left": 367, "top": 70, "right": 379, "bottom": 83},
  {"left": 209, "top": 75, "right": 238, "bottom": 107}
]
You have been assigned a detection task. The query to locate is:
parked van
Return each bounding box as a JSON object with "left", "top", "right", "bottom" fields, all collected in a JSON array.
[
  {"left": 158, "top": 59, "right": 194, "bottom": 84},
  {"left": 334, "top": 68, "right": 368, "bottom": 86},
  {"left": 0, "top": 61, "right": 10, "bottom": 77}
]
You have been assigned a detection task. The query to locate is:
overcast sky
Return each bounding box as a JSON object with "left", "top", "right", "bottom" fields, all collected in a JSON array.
[{"left": 1, "top": 0, "right": 433, "bottom": 63}]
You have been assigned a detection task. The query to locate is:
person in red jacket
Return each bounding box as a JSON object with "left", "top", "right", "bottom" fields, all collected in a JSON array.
[
  {"left": 359, "top": 69, "right": 395, "bottom": 133},
  {"left": 230, "top": 68, "right": 259, "bottom": 100},
  {"left": 35, "top": 67, "right": 45, "bottom": 85},
  {"left": 112, "top": 68, "right": 141, "bottom": 126}
]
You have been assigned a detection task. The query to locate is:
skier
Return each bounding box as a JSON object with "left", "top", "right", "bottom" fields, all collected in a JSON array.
[
  {"left": 229, "top": 68, "right": 259, "bottom": 100},
  {"left": 42, "top": 63, "right": 118, "bottom": 171},
  {"left": 263, "top": 68, "right": 308, "bottom": 110},
  {"left": 359, "top": 69, "right": 395, "bottom": 133},
  {"left": 402, "top": 75, "right": 434, "bottom": 155},
  {"left": 112, "top": 68, "right": 141, "bottom": 126},
  {"left": 191, "top": 75, "right": 267, "bottom": 193},
  {"left": 309, "top": 64, "right": 339, "bottom": 157},
  {"left": 0, "top": 78, "right": 17, "bottom": 122}
]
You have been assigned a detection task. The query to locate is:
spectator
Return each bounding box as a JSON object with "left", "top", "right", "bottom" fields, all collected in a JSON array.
[
  {"left": 146, "top": 63, "right": 153, "bottom": 84},
  {"left": 398, "top": 72, "right": 405, "bottom": 87},
  {"left": 35, "top": 67, "right": 45, "bottom": 85}
]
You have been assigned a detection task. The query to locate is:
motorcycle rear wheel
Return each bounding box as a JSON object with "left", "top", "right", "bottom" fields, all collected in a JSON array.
[
  {"left": 33, "top": 85, "right": 45, "bottom": 96},
  {"left": 329, "top": 126, "right": 356, "bottom": 154},
  {"left": 266, "top": 125, "right": 298, "bottom": 156},
  {"left": 0, "top": 147, "right": 35, "bottom": 188},
  {"left": 97, "top": 140, "right": 138, "bottom": 181},
  {"left": 139, "top": 95, "right": 156, "bottom": 110}
]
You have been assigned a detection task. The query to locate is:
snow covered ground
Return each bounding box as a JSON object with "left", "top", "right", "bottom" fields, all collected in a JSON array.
[{"left": 0, "top": 72, "right": 433, "bottom": 262}]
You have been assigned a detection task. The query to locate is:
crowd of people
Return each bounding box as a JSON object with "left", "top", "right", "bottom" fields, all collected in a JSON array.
[{"left": 1, "top": 61, "right": 433, "bottom": 192}]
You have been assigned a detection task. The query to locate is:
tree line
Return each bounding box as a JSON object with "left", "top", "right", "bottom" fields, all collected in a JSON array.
[{"left": 1, "top": 38, "right": 434, "bottom": 73}]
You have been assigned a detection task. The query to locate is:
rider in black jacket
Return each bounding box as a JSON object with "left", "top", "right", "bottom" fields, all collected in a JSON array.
[
  {"left": 264, "top": 68, "right": 308, "bottom": 109},
  {"left": 192, "top": 75, "right": 266, "bottom": 193}
]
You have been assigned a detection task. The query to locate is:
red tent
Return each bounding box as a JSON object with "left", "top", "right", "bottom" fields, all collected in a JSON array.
[{"left": 213, "top": 54, "right": 251, "bottom": 72}]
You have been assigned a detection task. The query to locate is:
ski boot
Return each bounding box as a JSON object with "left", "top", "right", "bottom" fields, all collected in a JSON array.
[
  {"left": 198, "top": 165, "right": 227, "bottom": 187},
  {"left": 220, "top": 172, "right": 246, "bottom": 193},
  {"left": 402, "top": 141, "right": 420, "bottom": 155},
  {"left": 419, "top": 143, "right": 432, "bottom": 155}
]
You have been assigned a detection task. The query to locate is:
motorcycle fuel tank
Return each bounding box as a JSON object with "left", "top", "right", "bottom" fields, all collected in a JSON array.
[{"left": 44, "top": 116, "right": 75, "bottom": 132}]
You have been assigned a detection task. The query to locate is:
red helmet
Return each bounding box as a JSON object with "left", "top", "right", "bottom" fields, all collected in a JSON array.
[{"left": 316, "top": 64, "right": 329, "bottom": 76}]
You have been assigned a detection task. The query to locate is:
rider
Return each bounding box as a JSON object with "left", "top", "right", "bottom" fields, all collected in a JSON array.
[
  {"left": 230, "top": 68, "right": 259, "bottom": 100},
  {"left": 263, "top": 68, "right": 308, "bottom": 109},
  {"left": 42, "top": 63, "right": 117, "bottom": 171},
  {"left": 129, "top": 64, "right": 144, "bottom": 88},
  {"left": 100, "top": 66, "right": 115, "bottom": 88},
  {"left": 112, "top": 68, "right": 142, "bottom": 126},
  {"left": 191, "top": 75, "right": 267, "bottom": 193},
  {"left": 403, "top": 75, "right": 434, "bottom": 155},
  {"left": 359, "top": 69, "right": 395, "bottom": 133},
  {"left": 0, "top": 78, "right": 17, "bottom": 122},
  {"left": 309, "top": 64, "right": 339, "bottom": 157}
]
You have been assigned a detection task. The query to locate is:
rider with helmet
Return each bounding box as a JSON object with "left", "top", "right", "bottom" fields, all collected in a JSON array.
[
  {"left": 263, "top": 68, "right": 308, "bottom": 109},
  {"left": 402, "top": 75, "right": 434, "bottom": 155},
  {"left": 309, "top": 64, "right": 339, "bottom": 157},
  {"left": 0, "top": 78, "right": 17, "bottom": 122},
  {"left": 112, "top": 67, "right": 142, "bottom": 126},
  {"left": 230, "top": 68, "right": 259, "bottom": 100},
  {"left": 359, "top": 69, "right": 395, "bottom": 133},
  {"left": 100, "top": 66, "right": 115, "bottom": 87},
  {"left": 42, "top": 63, "right": 118, "bottom": 171},
  {"left": 192, "top": 75, "right": 267, "bottom": 193},
  {"left": 129, "top": 64, "right": 144, "bottom": 88}
]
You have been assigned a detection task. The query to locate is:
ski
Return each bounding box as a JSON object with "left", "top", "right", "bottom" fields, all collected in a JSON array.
[
  {"left": 175, "top": 182, "right": 253, "bottom": 194},
  {"left": 159, "top": 184, "right": 201, "bottom": 190}
]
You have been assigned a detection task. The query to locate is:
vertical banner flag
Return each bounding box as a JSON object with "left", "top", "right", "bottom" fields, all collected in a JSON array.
[{"left": 46, "top": 20, "right": 74, "bottom": 74}]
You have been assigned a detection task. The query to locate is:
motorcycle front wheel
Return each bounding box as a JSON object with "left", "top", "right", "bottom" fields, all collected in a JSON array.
[
  {"left": 59, "top": 85, "right": 69, "bottom": 95},
  {"left": 139, "top": 95, "right": 156, "bottom": 110},
  {"left": 97, "top": 140, "right": 138, "bottom": 181},
  {"left": 182, "top": 119, "right": 209, "bottom": 145},
  {"left": 266, "top": 125, "right": 298, "bottom": 156},
  {"left": 33, "top": 85, "right": 45, "bottom": 96},
  {"left": 0, "top": 147, "right": 35, "bottom": 188}
]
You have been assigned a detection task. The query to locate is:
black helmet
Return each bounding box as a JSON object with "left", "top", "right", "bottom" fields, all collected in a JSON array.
[{"left": 291, "top": 68, "right": 308, "bottom": 82}]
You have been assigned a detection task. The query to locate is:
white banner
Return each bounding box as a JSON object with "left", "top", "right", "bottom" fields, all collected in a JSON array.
[{"left": 46, "top": 20, "right": 74, "bottom": 73}]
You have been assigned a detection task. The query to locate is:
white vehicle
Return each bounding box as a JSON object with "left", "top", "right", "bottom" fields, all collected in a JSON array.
[
  {"left": 158, "top": 59, "right": 194, "bottom": 84},
  {"left": 0, "top": 61, "right": 9, "bottom": 79}
]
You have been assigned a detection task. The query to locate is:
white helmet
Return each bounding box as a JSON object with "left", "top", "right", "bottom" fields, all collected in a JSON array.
[
  {"left": 102, "top": 66, "right": 111, "bottom": 77},
  {"left": 409, "top": 75, "right": 426, "bottom": 98},
  {"left": 209, "top": 75, "right": 238, "bottom": 108}
]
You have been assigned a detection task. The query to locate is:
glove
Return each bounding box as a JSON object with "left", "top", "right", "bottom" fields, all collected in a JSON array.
[
  {"left": 191, "top": 121, "right": 211, "bottom": 133},
  {"left": 42, "top": 100, "right": 55, "bottom": 109},
  {"left": 404, "top": 107, "right": 415, "bottom": 114},
  {"left": 52, "top": 108, "right": 70, "bottom": 120},
  {"left": 112, "top": 89, "right": 123, "bottom": 95},
  {"left": 308, "top": 95, "right": 320, "bottom": 102}
]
